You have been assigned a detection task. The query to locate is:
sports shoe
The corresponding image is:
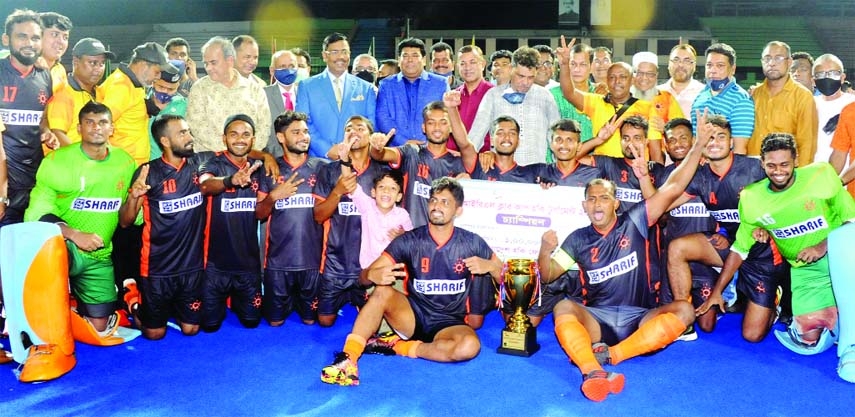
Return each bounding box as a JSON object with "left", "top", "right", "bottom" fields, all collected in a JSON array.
[
  {"left": 95, "top": 313, "right": 119, "bottom": 338},
  {"left": 122, "top": 278, "right": 140, "bottom": 313},
  {"left": 581, "top": 370, "right": 625, "bottom": 402},
  {"left": 364, "top": 331, "right": 400, "bottom": 356},
  {"left": 838, "top": 345, "right": 855, "bottom": 383},
  {"left": 677, "top": 324, "right": 698, "bottom": 342},
  {"left": 591, "top": 342, "right": 611, "bottom": 366},
  {"left": 321, "top": 352, "right": 360, "bottom": 386}
]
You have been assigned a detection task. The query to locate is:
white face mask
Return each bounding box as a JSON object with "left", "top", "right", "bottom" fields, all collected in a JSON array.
[{"left": 296, "top": 68, "right": 310, "bottom": 82}]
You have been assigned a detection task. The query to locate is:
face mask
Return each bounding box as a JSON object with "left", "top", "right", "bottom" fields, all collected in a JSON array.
[
  {"left": 502, "top": 92, "right": 526, "bottom": 104},
  {"left": 274, "top": 68, "right": 298, "bottom": 86},
  {"left": 708, "top": 77, "right": 730, "bottom": 92},
  {"left": 433, "top": 70, "right": 453, "bottom": 78},
  {"left": 355, "top": 70, "right": 375, "bottom": 84},
  {"left": 296, "top": 68, "right": 310, "bottom": 82},
  {"left": 154, "top": 91, "right": 175, "bottom": 104},
  {"left": 815, "top": 78, "right": 842, "bottom": 97},
  {"left": 377, "top": 75, "right": 390, "bottom": 84}
]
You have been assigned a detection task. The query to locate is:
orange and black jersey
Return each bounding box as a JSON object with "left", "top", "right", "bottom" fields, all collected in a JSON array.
[
  {"left": 591, "top": 155, "right": 665, "bottom": 215},
  {"left": 384, "top": 225, "right": 496, "bottom": 322},
  {"left": 559, "top": 202, "right": 656, "bottom": 308},
  {"left": 259, "top": 156, "right": 327, "bottom": 271},
  {"left": 684, "top": 154, "right": 765, "bottom": 239},
  {"left": 313, "top": 159, "right": 390, "bottom": 279},
  {"left": 527, "top": 162, "right": 605, "bottom": 187},
  {"left": 390, "top": 144, "right": 466, "bottom": 228},
  {"left": 471, "top": 161, "right": 537, "bottom": 183},
  {"left": 198, "top": 153, "right": 262, "bottom": 272},
  {"left": 1, "top": 57, "right": 52, "bottom": 208},
  {"left": 137, "top": 152, "right": 213, "bottom": 278}
]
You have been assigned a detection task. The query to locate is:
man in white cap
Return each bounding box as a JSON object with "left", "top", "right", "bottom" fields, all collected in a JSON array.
[{"left": 631, "top": 51, "right": 683, "bottom": 141}]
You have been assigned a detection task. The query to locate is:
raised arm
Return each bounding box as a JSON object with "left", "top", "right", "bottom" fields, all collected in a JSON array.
[{"left": 556, "top": 35, "right": 584, "bottom": 112}]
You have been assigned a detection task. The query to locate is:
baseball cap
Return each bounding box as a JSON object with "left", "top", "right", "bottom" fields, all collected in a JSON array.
[
  {"left": 160, "top": 59, "right": 184, "bottom": 83},
  {"left": 132, "top": 42, "right": 169, "bottom": 66},
  {"left": 223, "top": 114, "right": 256, "bottom": 134},
  {"left": 72, "top": 38, "right": 116, "bottom": 60},
  {"left": 632, "top": 52, "right": 658, "bottom": 70}
]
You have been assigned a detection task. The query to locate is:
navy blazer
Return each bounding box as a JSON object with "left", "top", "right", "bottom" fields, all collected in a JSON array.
[
  {"left": 376, "top": 71, "right": 449, "bottom": 146},
  {"left": 296, "top": 69, "right": 376, "bottom": 158}
]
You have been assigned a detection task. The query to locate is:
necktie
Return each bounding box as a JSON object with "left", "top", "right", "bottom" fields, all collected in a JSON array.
[
  {"left": 283, "top": 91, "right": 294, "bottom": 111},
  {"left": 333, "top": 77, "right": 343, "bottom": 110}
]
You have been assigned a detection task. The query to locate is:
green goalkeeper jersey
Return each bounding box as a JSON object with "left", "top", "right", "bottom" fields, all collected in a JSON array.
[
  {"left": 732, "top": 162, "right": 855, "bottom": 268},
  {"left": 25, "top": 144, "right": 137, "bottom": 260}
]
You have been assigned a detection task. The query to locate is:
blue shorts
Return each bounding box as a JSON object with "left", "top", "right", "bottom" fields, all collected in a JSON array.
[
  {"left": 202, "top": 267, "right": 262, "bottom": 328},
  {"left": 263, "top": 269, "right": 320, "bottom": 322},
  {"left": 139, "top": 270, "right": 204, "bottom": 329},
  {"left": 318, "top": 274, "right": 367, "bottom": 316},
  {"left": 586, "top": 305, "right": 650, "bottom": 346}
]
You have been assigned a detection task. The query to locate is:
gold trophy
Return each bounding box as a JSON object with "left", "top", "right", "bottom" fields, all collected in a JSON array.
[{"left": 497, "top": 259, "right": 540, "bottom": 356}]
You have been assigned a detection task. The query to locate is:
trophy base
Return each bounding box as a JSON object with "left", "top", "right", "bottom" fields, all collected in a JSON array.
[{"left": 497, "top": 328, "right": 540, "bottom": 357}]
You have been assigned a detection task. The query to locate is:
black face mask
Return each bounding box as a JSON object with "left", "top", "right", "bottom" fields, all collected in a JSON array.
[
  {"left": 815, "top": 78, "right": 842, "bottom": 97},
  {"left": 355, "top": 70, "right": 376, "bottom": 84},
  {"left": 376, "top": 75, "right": 389, "bottom": 85}
]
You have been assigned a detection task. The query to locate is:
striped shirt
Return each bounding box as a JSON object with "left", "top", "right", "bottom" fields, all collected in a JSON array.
[
  {"left": 690, "top": 80, "right": 755, "bottom": 139},
  {"left": 468, "top": 83, "right": 560, "bottom": 165}
]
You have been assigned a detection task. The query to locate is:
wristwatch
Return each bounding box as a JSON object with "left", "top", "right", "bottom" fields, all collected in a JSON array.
[{"left": 0, "top": 196, "right": 9, "bottom": 205}]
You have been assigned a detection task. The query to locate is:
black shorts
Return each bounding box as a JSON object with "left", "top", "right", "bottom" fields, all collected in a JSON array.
[
  {"left": 407, "top": 297, "right": 465, "bottom": 343},
  {"left": 202, "top": 267, "right": 262, "bottom": 328},
  {"left": 263, "top": 269, "right": 320, "bottom": 322},
  {"left": 467, "top": 274, "right": 497, "bottom": 316},
  {"left": 318, "top": 274, "right": 367, "bottom": 316},
  {"left": 586, "top": 305, "right": 650, "bottom": 346},
  {"left": 738, "top": 242, "right": 789, "bottom": 309},
  {"left": 528, "top": 270, "right": 582, "bottom": 317},
  {"left": 139, "top": 270, "right": 204, "bottom": 329},
  {"left": 659, "top": 261, "right": 718, "bottom": 306}
]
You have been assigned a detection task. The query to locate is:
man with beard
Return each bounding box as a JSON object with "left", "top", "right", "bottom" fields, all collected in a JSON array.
[
  {"left": 25, "top": 101, "right": 136, "bottom": 338},
  {"left": 657, "top": 44, "right": 705, "bottom": 118},
  {"left": 47, "top": 38, "right": 114, "bottom": 147},
  {"left": 468, "top": 46, "right": 559, "bottom": 165},
  {"left": 666, "top": 115, "right": 789, "bottom": 342},
  {"left": 630, "top": 52, "right": 683, "bottom": 142},
  {"left": 297, "top": 32, "right": 376, "bottom": 158},
  {"left": 256, "top": 111, "right": 327, "bottom": 326},
  {"left": 119, "top": 115, "right": 210, "bottom": 340},
  {"left": 0, "top": 8, "right": 56, "bottom": 227},
  {"left": 101, "top": 41, "right": 172, "bottom": 166},
  {"left": 789, "top": 52, "right": 818, "bottom": 95},
  {"left": 712, "top": 133, "right": 855, "bottom": 382},
  {"left": 690, "top": 43, "right": 755, "bottom": 156},
  {"left": 557, "top": 37, "right": 663, "bottom": 164},
  {"left": 197, "top": 114, "right": 265, "bottom": 332},
  {"left": 312, "top": 116, "right": 390, "bottom": 327},
  {"left": 748, "top": 41, "right": 817, "bottom": 166},
  {"left": 815, "top": 55, "right": 855, "bottom": 167},
  {"left": 447, "top": 45, "right": 493, "bottom": 153},
  {"left": 320, "top": 177, "right": 502, "bottom": 387},
  {"left": 537, "top": 115, "right": 712, "bottom": 402},
  {"left": 38, "top": 12, "right": 71, "bottom": 93}
]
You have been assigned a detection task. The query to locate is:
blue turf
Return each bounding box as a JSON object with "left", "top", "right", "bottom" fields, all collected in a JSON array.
[{"left": 2, "top": 308, "right": 852, "bottom": 416}]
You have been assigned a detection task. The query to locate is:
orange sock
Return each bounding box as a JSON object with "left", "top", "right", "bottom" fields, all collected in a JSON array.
[
  {"left": 555, "top": 315, "right": 602, "bottom": 375},
  {"left": 609, "top": 312, "right": 685, "bottom": 365},
  {"left": 343, "top": 334, "right": 367, "bottom": 362},
  {"left": 393, "top": 340, "right": 423, "bottom": 358}
]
